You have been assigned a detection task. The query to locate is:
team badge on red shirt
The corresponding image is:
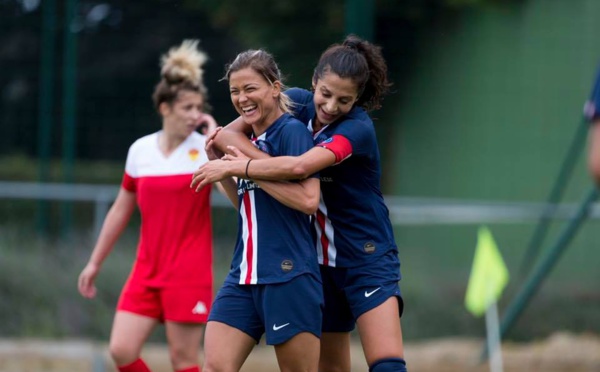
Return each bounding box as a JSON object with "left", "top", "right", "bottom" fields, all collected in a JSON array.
[{"left": 188, "top": 148, "right": 199, "bottom": 161}]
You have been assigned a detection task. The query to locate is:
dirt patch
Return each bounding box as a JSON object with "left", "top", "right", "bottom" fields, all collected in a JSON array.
[
  {"left": 0, "top": 332, "right": 598, "bottom": 371},
  {"left": 404, "top": 332, "right": 600, "bottom": 372}
]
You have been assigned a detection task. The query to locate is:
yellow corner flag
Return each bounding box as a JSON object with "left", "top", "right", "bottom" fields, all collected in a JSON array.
[{"left": 465, "top": 226, "right": 510, "bottom": 317}]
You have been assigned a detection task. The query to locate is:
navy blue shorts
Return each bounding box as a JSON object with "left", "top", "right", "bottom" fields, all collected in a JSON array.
[
  {"left": 208, "top": 273, "right": 323, "bottom": 345},
  {"left": 321, "top": 250, "right": 403, "bottom": 333}
]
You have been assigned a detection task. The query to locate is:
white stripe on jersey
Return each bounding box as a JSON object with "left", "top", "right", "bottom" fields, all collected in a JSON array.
[
  {"left": 240, "top": 189, "right": 259, "bottom": 284},
  {"left": 315, "top": 193, "right": 337, "bottom": 267}
]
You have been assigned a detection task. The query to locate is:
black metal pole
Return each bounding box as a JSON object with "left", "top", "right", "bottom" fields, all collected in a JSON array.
[
  {"left": 36, "top": 0, "right": 57, "bottom": 234},
  {"left": 60, "top": 0, "right": 78, "bottom": 238},
  {"left": 481, "top": 186, "right": 598, "bottom": 361},
  {"left": 518, "top": 118, "right": 589, "bottom": 277}
]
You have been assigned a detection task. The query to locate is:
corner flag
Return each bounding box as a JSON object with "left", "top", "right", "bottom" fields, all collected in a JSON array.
[{"left": 465, "top": 226, "right": 510, "bottom": 317}]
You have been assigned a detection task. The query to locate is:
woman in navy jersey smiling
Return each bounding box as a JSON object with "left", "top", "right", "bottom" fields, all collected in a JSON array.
[
  {"left": 192, "top": 35, "right": 407, "bottom": 372},
  {"left": 201, "top": 49, "right": 323, "bottom": 372}
]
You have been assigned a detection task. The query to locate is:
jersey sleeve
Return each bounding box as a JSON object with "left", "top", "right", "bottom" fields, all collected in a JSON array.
[
  {"left": 316, "top": 119, "right": 375, "bottom": 163},
  {"left": 121, "top": 172, "right": 137, "bottom": 192},
  {"left": 584, "top": 65, "right": 600, "bottom": 123},
  {"left": 121, "top": 142, "right": 138, "bottom": 192},
  {"left": 285, "top": 88, "right": 314, "bottom": 124}
]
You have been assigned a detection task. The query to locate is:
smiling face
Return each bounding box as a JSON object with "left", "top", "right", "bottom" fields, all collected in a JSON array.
[
  {"left": 160, "top": 90, "right": 204, "bottom": 139},
  {"left": 312, "top": 71, "right": 360, "bottom": 128},
  {"left": 229, "top": 67, "right": 282, "bottom": 133}
]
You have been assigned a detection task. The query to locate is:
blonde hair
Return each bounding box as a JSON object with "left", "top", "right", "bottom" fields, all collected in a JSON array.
[{"left": 152, "top": 40, "right": 210, "bottom": 110}]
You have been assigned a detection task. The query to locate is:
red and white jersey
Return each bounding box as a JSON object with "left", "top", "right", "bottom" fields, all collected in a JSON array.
[{"left": 121, "top": 131, "right": 213, "bottom": 288}]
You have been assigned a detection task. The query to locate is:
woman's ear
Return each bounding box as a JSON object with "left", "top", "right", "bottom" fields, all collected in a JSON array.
[
  {"left": 158, "top": 102, "right": 171, "bottom": 117},
  {"left": 272, "top": 80, "right": 282, "bottom": 98}
]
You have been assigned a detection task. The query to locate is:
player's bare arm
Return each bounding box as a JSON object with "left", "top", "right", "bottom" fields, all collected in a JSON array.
[
  {"left": 234, "top": 146, "right": 336, "bottom": 181},
  {"left": 192, "top": 151, "right": 319, "bottom": 214},
  {"left": 191, "top": 145, "right": 336, "bottom": 191},
  {"left": 588, "top": 119, "right": 600, "bottom": 185},
  {"left": 218, "top": 176, "right": 240, "bottom": 210},
  {"left": 213, "top": 121, "right": 268, "bottom": 160},
  {"left": 78, "top": 188, "right": 136, "bottom": 298},
  {"left": 254, "top": 178, "right": 320, "bottom": 215}
]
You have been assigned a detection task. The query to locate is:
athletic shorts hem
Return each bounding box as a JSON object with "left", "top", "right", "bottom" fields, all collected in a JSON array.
[
  {"left": 207, "top": 319, "right": 261, "bottom": 344},
  {"left": 163, "top": 316, "right": 207, "bottom": 324},
  {"left": 267, "top": 329, "right": 321, "bottom": 346},
  {"left": 355, "top": 292, "right": 404, "bottom": 320},
  {"left": 115, "top": 308, "right": 161, "bottom": 322}
]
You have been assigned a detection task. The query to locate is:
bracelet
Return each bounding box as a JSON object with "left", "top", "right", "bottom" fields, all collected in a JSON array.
[{"left": 245, "top": 159, "right": 252, "bottom": 179}]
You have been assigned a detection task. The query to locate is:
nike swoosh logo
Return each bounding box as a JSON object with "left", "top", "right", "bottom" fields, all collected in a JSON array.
[
  {"left": 272, "top": 323, "right": 290, "bottom": 331},
  {"left": 364, "top": 288, "right": 381, "bottom": 297}
]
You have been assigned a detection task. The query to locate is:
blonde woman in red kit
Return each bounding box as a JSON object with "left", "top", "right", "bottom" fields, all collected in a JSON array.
[{"left": 78, "top": 40, "right": 218, "bottom": 372}]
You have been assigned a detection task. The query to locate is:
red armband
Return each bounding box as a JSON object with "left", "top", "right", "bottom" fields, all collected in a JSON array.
[{"left": 317, "top": 135, "right": 353, "bottom": 164}]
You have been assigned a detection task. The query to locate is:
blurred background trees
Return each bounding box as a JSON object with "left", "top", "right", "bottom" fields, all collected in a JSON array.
[{"left": 0, "top": 0, "right": 517, "bottom": 162}]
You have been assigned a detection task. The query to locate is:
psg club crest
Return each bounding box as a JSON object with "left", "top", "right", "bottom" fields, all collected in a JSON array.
[
  {"left": 363, "top": 242, "right": 376, "bottom": 254},
  {"left": 281, "top": 259, "right": 294, "bottom": 272},
  {"left": 316, "top": 134, "right": 329, "bottom": 144}
]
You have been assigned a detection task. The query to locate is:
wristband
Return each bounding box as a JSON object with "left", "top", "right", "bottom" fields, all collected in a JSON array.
[{"left": 245, "top": 159, "right": 252, "bottom": 179}]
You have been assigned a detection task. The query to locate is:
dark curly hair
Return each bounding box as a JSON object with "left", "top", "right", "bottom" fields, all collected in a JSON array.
[{"left": 313, "top": 34, "right": 392, "bottom": 112}]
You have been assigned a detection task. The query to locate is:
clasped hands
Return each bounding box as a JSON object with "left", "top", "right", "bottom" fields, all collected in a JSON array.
[{"left": 190, "top": 127, "right": 249, "bottom": 191}]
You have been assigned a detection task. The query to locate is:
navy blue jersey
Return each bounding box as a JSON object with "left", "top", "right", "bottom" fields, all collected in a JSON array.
[
  {"left": 584, "top": 65, "right": 600, "bottom": 122},
  {"left": 286, "top": 88, "right": 398, "bottom": 268},
  {"left": 226, "top": 113, "right": 320, "bottom": 285}
]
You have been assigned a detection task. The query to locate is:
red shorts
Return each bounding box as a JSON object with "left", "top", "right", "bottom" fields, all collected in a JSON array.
[{"left": 117, "top": 279, "right": 212, "bottom": 323}]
